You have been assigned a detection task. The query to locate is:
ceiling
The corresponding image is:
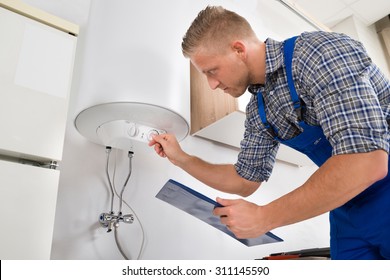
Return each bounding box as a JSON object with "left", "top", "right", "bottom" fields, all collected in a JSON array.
[{"left": 288, "top": 0, "right": 390, "bottom": 27}]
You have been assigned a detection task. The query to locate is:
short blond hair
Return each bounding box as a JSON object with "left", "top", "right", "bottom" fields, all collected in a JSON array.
[{"left": 182, "top": 6, "right": 256, "bottom": 57}]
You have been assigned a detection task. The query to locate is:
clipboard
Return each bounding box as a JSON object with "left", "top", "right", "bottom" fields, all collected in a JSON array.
[{"left": 155, "top": 179, "right": 283, "bottom": 246}]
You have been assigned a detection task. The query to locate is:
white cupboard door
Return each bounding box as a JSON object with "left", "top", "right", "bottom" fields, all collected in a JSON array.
[
  {"left": 0, "top": 160, "right": 59, "bottom": 259},
  {"left": 0, "top": 7, "right": 77, "bottom": 162}
]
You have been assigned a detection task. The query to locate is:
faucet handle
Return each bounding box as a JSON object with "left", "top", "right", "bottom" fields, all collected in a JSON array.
[{"left": 122, "top": 214, "right": 134, "bottom": 224}]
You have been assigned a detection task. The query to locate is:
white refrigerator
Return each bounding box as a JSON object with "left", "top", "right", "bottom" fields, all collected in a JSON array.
[{"left": 0, "top": 0, "right": 78, "bottom": 259}]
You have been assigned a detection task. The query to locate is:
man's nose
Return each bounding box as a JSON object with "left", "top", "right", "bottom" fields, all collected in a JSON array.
[{"left": 207, "top": 76, "right": 220, "bottom": 90}]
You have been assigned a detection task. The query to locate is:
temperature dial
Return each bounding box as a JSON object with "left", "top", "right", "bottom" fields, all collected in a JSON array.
[
  {"left": 127, "top": 123, "right": 138, "bottom": 137},
  {"left": 147, "top": 129, "right": 159, "bottom": 141}
]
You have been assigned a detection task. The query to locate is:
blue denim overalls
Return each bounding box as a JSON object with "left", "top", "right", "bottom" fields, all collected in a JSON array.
[{"left": 256, "top": 36, "right": 390, "bottom": 259}]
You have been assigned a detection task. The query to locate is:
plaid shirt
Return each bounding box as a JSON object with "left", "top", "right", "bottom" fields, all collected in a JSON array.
[{"left": 235, "top": 31, "right": 390, "bottom": 182}]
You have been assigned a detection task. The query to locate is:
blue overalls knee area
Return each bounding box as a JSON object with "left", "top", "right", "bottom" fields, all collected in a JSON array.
[{"left": 256, "top": 36, "right": 390, "bottom": 259}]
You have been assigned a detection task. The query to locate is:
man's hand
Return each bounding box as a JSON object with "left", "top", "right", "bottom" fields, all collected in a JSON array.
[
  {"left": 213, "top": 197, "right": 267, "bottom": 239},
  {"left": 148, "top": 133, "right": 187, "bottom": 166}
]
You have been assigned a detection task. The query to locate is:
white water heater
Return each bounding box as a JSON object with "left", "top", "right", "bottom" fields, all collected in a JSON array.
[
  {"left": 74, "top": 0, "right": 191, "bottom": 148},
  {"left": 75, "top": 102, "right": 189, "bottom": 151}
]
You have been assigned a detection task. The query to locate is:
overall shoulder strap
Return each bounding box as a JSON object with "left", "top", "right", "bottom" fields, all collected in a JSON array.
[
  {"left": 283, "top": 36, "right": 302, "bottom": 119},
  {"left": 256, "top": 90, "right": 276, "bottom": 137}
]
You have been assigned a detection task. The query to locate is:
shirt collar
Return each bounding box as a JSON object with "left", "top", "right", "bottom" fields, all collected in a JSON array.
[{"left": 248, "top": 38, "right": 284, "bottom": 94}]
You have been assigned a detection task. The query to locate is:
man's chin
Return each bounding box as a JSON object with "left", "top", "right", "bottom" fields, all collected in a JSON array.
[{"left": 225, "top": 89, "right": 246, "bottom": 98}]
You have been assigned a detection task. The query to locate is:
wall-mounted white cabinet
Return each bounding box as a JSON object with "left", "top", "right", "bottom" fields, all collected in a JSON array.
[
  {"left": 0, "top": 160, "right": 60, "bottom": 259},
  {"left": 0, "top": 1, "right": 78, "bottom": 162},
  {"left": 0, "top": 0, "right": 78, "bottom": 259}
]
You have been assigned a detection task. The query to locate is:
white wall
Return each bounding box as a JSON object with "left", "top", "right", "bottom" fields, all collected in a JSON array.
[
  {"left": 23, "top": 0, "right": 333, "bottom": 260},
  {"left": 332, "top": 15, "right": 390, "bottom": 77}
]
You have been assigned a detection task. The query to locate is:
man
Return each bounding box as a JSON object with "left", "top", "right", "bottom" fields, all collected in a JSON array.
[{"left": 149, "top": 6, "right": 390, "bottom": 259}]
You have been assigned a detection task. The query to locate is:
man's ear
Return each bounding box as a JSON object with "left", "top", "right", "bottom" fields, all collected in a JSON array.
[{"left": 231, "top": 41, "right": 246, "bottom": 60}]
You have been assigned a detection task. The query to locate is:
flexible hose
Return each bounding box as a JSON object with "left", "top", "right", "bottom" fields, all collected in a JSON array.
[
  {"left": 118, "top": 152, "right": 133, "bottom": 214},
  {"left": 111, "top": 149, "right": 146, "bottom": 260},
  {"left": 105, "top": 147, "right": 115, "bottom": 214},
  {"left": 114, "top": 223, "right": 129, "bottom": 260},
  {"left": 121, "top": 197, "right": 146, "bottom": 260}
]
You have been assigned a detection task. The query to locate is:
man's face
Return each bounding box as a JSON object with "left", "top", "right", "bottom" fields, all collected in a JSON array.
[{"left": 190, "top": 47, "right": 250, "bottom": 98}]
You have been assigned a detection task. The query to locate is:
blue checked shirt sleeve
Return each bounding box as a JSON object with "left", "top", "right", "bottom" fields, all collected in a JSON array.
[
  {"left": 234, "top": 97, "right": 279, "bottom": 182},
  {"left": 295, "top": 32, "right": 390, "bottom": 155}
]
